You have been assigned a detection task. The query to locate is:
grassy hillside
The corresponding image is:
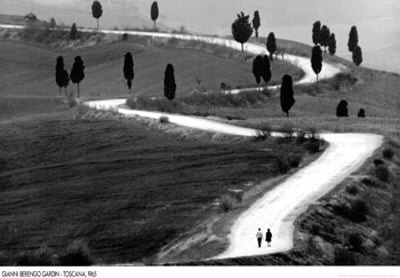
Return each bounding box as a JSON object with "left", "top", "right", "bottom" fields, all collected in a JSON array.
[
  {"left": 0, "top": 29, "right": 302, "bottom": 121},
  {"left": 0, "top": 114, "right": 313, "bottom": 265}
]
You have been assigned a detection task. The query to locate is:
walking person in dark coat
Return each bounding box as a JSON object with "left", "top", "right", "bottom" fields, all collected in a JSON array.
[
  {"left": 266, "top": 228, "right": 272, "bottom": 247},
  {"left": 256, "top": 228, "right": 263, "bottom": 248}
]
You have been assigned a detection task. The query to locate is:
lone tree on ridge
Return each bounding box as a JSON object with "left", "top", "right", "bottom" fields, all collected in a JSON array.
[
  {"left": 266, "top": 32, "right": 277, "bottom": 62},
  {"left": 70, "top": 23, "right": 78, "bottom": 40},
  {"left": 252, "top": 11, "right": 260, "bottom": 39},
  {"left": 280, "top": 74, "right": 295, "bottom": 117},
  {"left": 164, "top": 64, "right": 176, "bottom": 100},
  {"left": 55, "top": 56, "right": 69, "bottom": 96},
  {"left": 311, "top": 45, "right": 323, "bottom": 83},
  {"left": 252, "top": 55, "right": 271, "bottom": 88},
  {"left": 70, "top": 56, "right": 85, "bottom": 98},
  {"left": 312, "top": 21, "right": 321, "bottom": 45},
  {"left": 123, "top": 52, "right": 135, "bottom": 93},
  {"left": 352, "top": 45, "right": 363, "bottom": 66},
  {"left": 91, "top": 1, "right": 103, "bottom": 30},
  {"left": 328, "top": 33, "right": 336, "bottom": 55},
  {"left": 151, "top": 1, "right": 159, "bottom": 30},
  {"left": 231, "top": 11, "right": 253, "bottom": 52},
  {"left": 348, "top": 26, "right": 359, "bottom": 52}
]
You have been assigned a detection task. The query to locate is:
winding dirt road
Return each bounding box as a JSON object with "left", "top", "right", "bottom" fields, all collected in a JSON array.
[{"left": 1, "top": 24, "right": 383, "bottom": 260}]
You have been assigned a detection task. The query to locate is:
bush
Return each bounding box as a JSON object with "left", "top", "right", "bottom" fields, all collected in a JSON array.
[
  {"left": 59, "top": 240, "right": 92, "bottom": 266},
  {"left": 296, "top": 129, "right": 307, "bottom": 144},
  {"left": 305, "top": 141, "right": 320, "bottom": 153},
  {"left": 335, "top": 199, "right": 368, "bottom": 222},
  {"left": 382, "top": 148, "right": 394, "bottom": 160},
  {"left": 280, "top": 122, "right": 295, "bottom": 138},
  {"left": 288, "top": 154, "right": 302, "bottom": 168},
  {"left": 346, "top": 184, "right": 359, "bottom": 195},
  {"left": 277, "top": 156, "right": 290, "bottom": 174},
  {"left": 306, "top": 127, "right": 320, "bottom": 141},
  {"left": 66, "top": 91, "right": 77, "bottom": 108},
  {"left": 334, "top": 248, "right": 357, "bottom": 265},
  {"left": 219, "top": 195, "right": 236, "bottom": 213},
  {"left": 228, "top": 190, "right": 243, "bottom": 203},
  {"left": 375, "top": 164, "right": 390, "bottom": 182},
  {"left": 349, "top": 233, "right": 363, "bottom": 253},
  {"left": 159, "top": 116, "right": 170, "bottom": 124},
  {"left": 350, "top": 199, "right": 369, "bottom": 222}
]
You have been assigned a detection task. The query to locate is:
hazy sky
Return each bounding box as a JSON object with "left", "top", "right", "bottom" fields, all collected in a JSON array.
[{"left": 1, "top": 0, "right": 399, "bottom": 72}]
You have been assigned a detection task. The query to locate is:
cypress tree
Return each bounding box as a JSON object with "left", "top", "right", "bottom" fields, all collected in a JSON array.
[
  {"left": 348, "top": 26, "right": 358, "bottom": 52},
  {"left": 252, "top": 55, "right": 263, "bottom": 85},
  {"left": 231, "top": 12, "right": 253, "bottom": 52},
  {"left": 151, "top": 2, "right": 159, "bottom": 30},
  {"left": 312, "top": 21, "right": 321, "bottom": 45},
  {"left": 311, "top": 45, "right": 323, "bottom": 83},
  {"left": 261, "top": 55, "right": 271, "bottom": 85},
  {"left": 328, "top": 33, "right": 336, "bottom": 55},
  {"left": 252, "top": 11, "right": 260, "bottom": 39},
  {"left": 123, "top": 52, "right": 134, "bottom": 93},
  {"left": 252, "top": 55, "right": 271, "bottom": 86},
  {"left": 70, "top": 56, "right": 85, "bottom": 98},
  {"left": 70, "top": 23, "right": 78, "bottom": 40},
  {"left": 319, "top": 25, "right": 330, "bottom": 51},
  {"left": 352, "top": 45, "right": 363, "bottom": 66},
  {"left": 91, "top": 1, "right": 103, "bottom": 30},
  {"left": 56, "top": 56, "right": 65, "bottom": 95},
  {"left": 280, "top": 74, "right": 295, "bottom": 117},
  {"left": 266, "top": 32, "right": 277, "bottom": 62},
  {"left": 164, "top": 64, "right": 176, "bottom": 100}
]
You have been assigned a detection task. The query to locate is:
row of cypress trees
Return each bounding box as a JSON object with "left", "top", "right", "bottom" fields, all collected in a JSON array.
[
  {"left": 55, "top": 56, "right": 85, "bottom": 98},
  {"left": 55, "top": 53, "right": 176, "bottom": 100}
]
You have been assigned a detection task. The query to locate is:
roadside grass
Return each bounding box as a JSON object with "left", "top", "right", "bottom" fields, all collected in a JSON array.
[
  {"left": 0, "top": 117, "right": 310, "bottom": 265},
  {"left": 184, "top": 139, "right": 400, "bottom": 265}
]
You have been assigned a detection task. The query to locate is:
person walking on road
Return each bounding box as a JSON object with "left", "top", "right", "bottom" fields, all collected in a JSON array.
[
  {"left": 266, "top": 228, "right": 272, "bottom": 247},
  {"left": 256, "top": 228, "right": 263, "bottom": 248}
]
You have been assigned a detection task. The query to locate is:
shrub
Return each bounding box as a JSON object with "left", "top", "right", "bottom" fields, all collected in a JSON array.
[
  {"left": 375, "top": 164, "right": 390, "bottom": 182},
  {"left": 277, "top": 156, "right": 290, "bottom": 174},
  {"left": 334, "top": 248, "right": 357, "bottom": 265},
  {"left": 305, "top": 141, "right": 320, "bottom": 153},
  {"left": 350, "top": 199, "right": 369, "bottom": 222},
  {"left": 229, "top": 191, "right": 243, "bottom": 203},
  {"left": 361, "top": 176, "right": 385, "bottom": 189},
  {"left": 335, "top": 199, "right": 368, "bottom": 222},
  {"left": 373, "top": 159, "right": 384, "bottom": 166},
  {"left": 306, "top": 127, "right": 320, "bottom": 141},
  {"left": 219, "top": 195, "right": 236, "bottom": 213},
  {"left": 346, "top": 184, "right": 359, "bottom": 195},
  {"left": 59, "top": 240, "right": 92, "bottom": 266},
  {"left": 253, "top": 129, "right": 270, "bottom": 141},
  {"left": 288, "top": 154, "right": 302, "bottom": 168},
  {"left": 159, "top": 116, "right": 170, "bottom": 124},
  {"left": 296, "top": 129, "right": 306, "bottom": 144},
  {"left": 349, "top": 233, "right": 363, "bottom": 253},
  {"left": 382, "top": 148, "right": 394, "bottom": 160},
  {"left": 280, "top": 122, "right": 295, "bottom": 138}
]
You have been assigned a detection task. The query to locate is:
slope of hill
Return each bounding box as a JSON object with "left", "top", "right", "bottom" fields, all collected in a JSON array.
[{"left": 0, "top": 29, "right": 302, "bottom": 121}]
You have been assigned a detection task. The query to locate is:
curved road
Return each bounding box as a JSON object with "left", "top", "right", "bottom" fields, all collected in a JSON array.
[{"left": 0, "top": 24, "right": 383, "bottom": 259}]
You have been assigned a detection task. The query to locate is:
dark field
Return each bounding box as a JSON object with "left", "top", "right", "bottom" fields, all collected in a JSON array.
[{"left": 0, "top": 118, "right": 308, "bottom": 264}]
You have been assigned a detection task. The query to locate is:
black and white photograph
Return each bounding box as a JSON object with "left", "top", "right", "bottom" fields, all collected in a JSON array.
[{"left": 0, "top": 0, "right": 399, "bottom": 276}]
